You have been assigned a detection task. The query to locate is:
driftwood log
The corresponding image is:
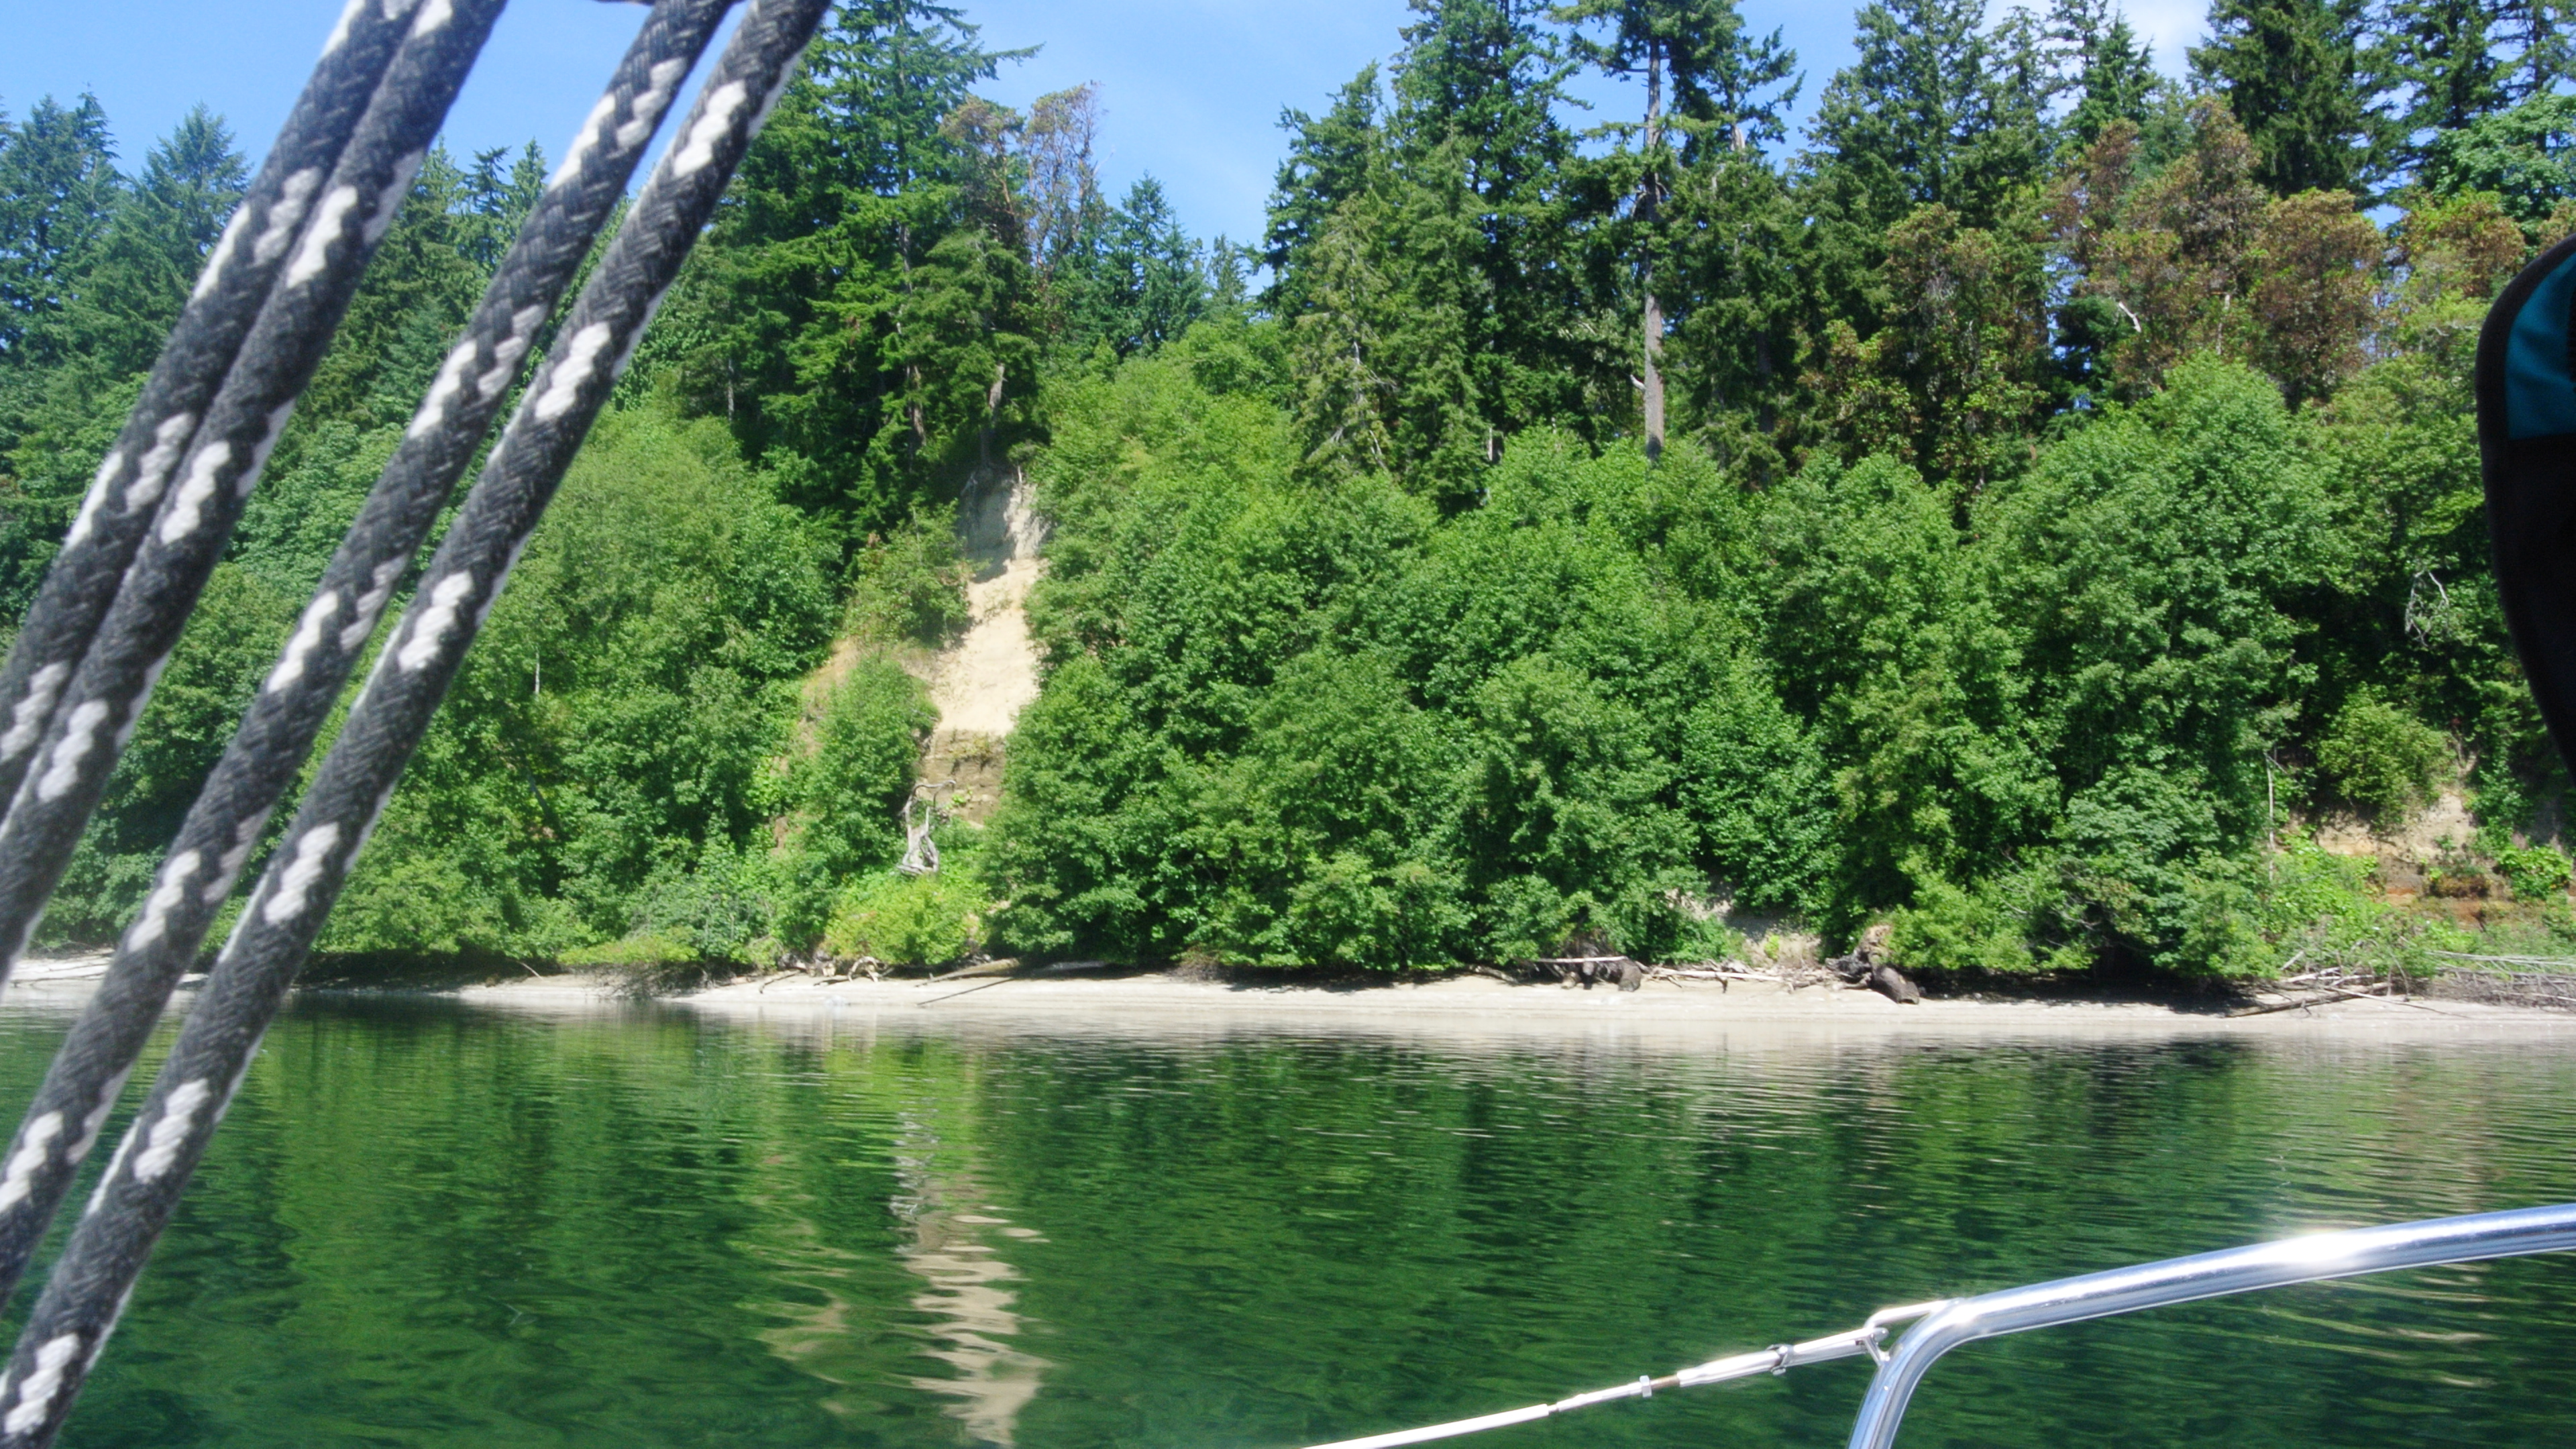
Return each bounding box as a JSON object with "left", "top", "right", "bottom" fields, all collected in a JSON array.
[
  {"left": 1535, "top": 955, "right": 1646, "bottom": 991},
  {"left": 1825, "top": 945, "right": 1921, "bottom": 1004}
]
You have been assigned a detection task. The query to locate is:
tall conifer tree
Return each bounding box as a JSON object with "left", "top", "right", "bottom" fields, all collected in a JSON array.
[
  {"left": 1055, "top": 178, "right": 1209, "bottom": 360},
  {"left": 44, "top": 107, "right": 244, "bottom": 383},
  {"left": 2051, "top": 0, "right": 2157, "bottom": 143},
  {"left": 1663, "top": 148, "right": 1809, "bottom": 474},
  {"left": 647, "top": 0, "right": 1038, "bottom": 533},
  {"left": 1291, "top": 199, "right": 1396, "bottom": 482},
  {"left": 2365, "top": 0, "right": 2570, "bottom": 179},
  {"left": 1807, "top": 0, "right": 2048, "bottom": 231},
  {"left": 1393, "top": 0, "right": 1588, "bottom": 443},
  {"left": 1267, "top": 66, "right": 1384, "bottom": 311},
  {"left": 1559, "top": 0, "right": 1796, "bottom": 458},
  {"left": 2497, "top": 0, "right": 2573, "bottom": 100},
  {"left": 0, "top": 94, "right": 123, "bottom": 370},
  {"left": 2190, "top": 0, "right": 2374, "bottom": 194}
]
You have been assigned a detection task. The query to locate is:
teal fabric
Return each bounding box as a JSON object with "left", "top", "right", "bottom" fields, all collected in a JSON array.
[{"left": 2510, "top": 252, "right": 2576, "bottom": 438}]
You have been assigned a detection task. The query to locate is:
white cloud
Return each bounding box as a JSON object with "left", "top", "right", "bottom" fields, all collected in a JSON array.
[{"left": 2120, "top": 0, "right": 2213, "bottom": 78}]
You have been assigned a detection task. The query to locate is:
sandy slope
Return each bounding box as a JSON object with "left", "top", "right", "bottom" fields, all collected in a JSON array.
[
  {"left": 913, "top": 470, "right": 1049, "bottom": 821},
  {"left": 930, "top": 469, "right": 1048, "bottom": 737},
  {"left": 928, "top": 554, "right": 1042, "bottom": 736}
]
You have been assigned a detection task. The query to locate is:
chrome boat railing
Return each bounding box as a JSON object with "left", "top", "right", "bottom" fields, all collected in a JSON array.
[
  {"left": 1845, "top": 1201, "right": 2576, "bottom": 1448},
  {"left": 1285, "top": 1202, "right": 2576, "bottom": 1449}
]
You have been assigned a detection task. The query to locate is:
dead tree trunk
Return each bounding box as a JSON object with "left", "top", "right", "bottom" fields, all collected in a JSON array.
[{"left": 1640, "top": 40, "right": 1666, "bottom": 462}]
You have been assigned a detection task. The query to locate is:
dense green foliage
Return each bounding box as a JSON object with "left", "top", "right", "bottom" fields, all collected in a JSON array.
[
  {"left": 2, "top": 0, "right": 2571, "bottom": 975},
  {"left": 985, "top": 330, "right": 2526, "bottom": 975},
  {"left": 0, "top": 96, "right": 947, "bottom": 961}
]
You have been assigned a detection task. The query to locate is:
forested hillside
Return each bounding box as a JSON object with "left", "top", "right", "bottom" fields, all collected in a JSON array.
[{"left": 3, "top": 0, "right": 2572, "bottom": 977}]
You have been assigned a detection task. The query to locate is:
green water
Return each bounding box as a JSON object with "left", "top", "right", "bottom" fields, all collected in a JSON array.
[{"left": 4, "top": 998, "right": 2575, "bottom": 1448}]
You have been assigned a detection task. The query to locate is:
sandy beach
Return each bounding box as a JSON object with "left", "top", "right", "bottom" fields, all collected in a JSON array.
[
  {"left": 431, "top": 967, "right": 2576, "bottom": 1043},
  {"left": 7, "top": 955, "right": 2572, "bottom": 1044}
]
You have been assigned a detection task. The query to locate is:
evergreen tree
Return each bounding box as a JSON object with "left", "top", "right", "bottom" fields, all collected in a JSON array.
[
  {"left": 1803, "top": 0, "right": 2040, "bottom": 228},
  {"left": 1378, "top": 139, "right": 1491, "bottom": 497},
  {"left": 460, "top": 142, "right": 548, "bottom": 271},
  {"left": 2417, "top": 92, "right": 2576, "bottom": 223},
  {"left": 1559, "top": 0, "right": 1798, "bottom": 456},
  {"left": 2364, "top": 0, "right": 2570, "bottom": 179},
  {"left": 1395, "top": 0, "right": 1574, "bottom": 213},
  {"left": 645, "top": 0, "right": 1036, "bottom": 534},
  {"left": 1392, "top": 0, "right": 1593, "bottom": 447},
  {"left": 1806, "top": 0, "right": 2050, "bottom": 233},
  {"left": 1205, "top": 237, "right": 1254, "bottom": 309},
  {"left": 1290, "top": 200, "right": 1397, "bottom": 482},
  {"left": 873, "top": 91, "right": 1041, "bottom": 483},
  {"left": 2190, "top": 0, "right": 2375, "bottom": 195},
  {"left": 1265, "top": 66, "right": 1385, "bottom": 311},
  {"left": 801, "top": 0, "right": 1033, "bottom": 202},
  {"left": 1798, "top": 0, "right": 2051, "bottom": 388},
  {"left": 1813, "top": 204, "right": 2050, "bottom": 490},
  {"left": 2051, "top": 0, "right": 2157, "bottom": 143},
  {"left": 0, "top": 93, "right": 123, "bottom": 370},
  {"left": 1560, "top": 0, "right": 1798, "bottom": 157},
  {"left": 2496, "top": 0, "right": 2574, "bottom": 101},
  {"left": 1057, "top": 178, "right": 1208, "bottom": 360},
  {"left": 299, "top": 146, "right": 494, "bottom": 429},
  {"left": 1664, "top": 148, "right": 1809, "bottom": 476},
  {"left": 42, "top": 107, "right": 245, "bottom": 385},
  {"left": 877, "top": 222, "right": 1040, "bottom": 482},
  {"left": 1284, "top": 150, "right": 1487, "bottom": 500},
  {"left": 0, "top": 89, "right": 136, "bottom": 551},
  {"left": 1273, "top": 8, "right": 1605, "bottom": 472}
]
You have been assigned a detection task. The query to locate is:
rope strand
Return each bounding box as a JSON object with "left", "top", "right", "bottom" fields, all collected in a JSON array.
[
  {"left": 0, "top": 3, "right": 827, "bottom": 1443},
  {"left": 0, "top": 0, "right": 418, "bottom": 816},
  {"left": 0, "top": 0, "right": 506, "bottom": 989},
  {"left": 0, "top": 0, "right": 737, "bottom": 1318}
]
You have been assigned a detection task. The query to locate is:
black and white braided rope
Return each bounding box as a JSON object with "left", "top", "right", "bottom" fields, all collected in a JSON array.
[
  {"left": 0, "top": 0, "right": 738, "bottom": 1320},
  {"left": 0, "top": 0, "right": 419, "bottom": 818},
  {"left": 0, "top": 0, "right": 506, "bottom": 989},
  {"left": 0, "top": 2, "right": 827, "bottom": 1443}
]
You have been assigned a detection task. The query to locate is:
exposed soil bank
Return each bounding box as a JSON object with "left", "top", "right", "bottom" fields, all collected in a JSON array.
[{"left": 917, "top": 468, "right": 1048, "bottom": 822}]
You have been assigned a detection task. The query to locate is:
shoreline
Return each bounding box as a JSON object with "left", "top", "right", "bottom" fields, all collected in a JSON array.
[
  {"left": 8, "top": 955, "right": 2575, "bottom": 1040},
  {"left": 494, "top": 968, "right": 2576, "bottom": 1040}
]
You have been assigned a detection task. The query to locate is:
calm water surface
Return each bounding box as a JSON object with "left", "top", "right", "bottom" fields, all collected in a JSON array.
[{"left": 1, "top": 996, "right": 2571, "bottom": 1448}]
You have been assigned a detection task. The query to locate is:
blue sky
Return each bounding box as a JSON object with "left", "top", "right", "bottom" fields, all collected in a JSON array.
[{"left": 1, "top": 0, "right": 2205, "bottom": 248}]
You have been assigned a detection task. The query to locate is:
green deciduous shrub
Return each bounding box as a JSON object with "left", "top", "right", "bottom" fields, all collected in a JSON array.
[
  {"left": 1681, "top": 654, "right": 1837, "bottom": 918},
  {"left": 842, "top": 504, "right": 971, "bottom": 647},
  {"left": 1982, "top": 358, "right": 2332, "bottom": 971},
  {"left": 1886, "top": 871, "right": 2041, "bottom": 974},
  {"left": 625, "top": 841, "right": 783, "bottom": 965},
  {"left": 324, "top": 402, "right": 841, "bottom": 959},
  {"left": 992, "top": 338, "right": 2493, "bottom": 975},
  {"left": 42, "top": 564, "right": 296, "bottom": 944},
  {"left": 2245, "top": 833, "right": 2446, "bottom": 978},
  {"left": 2496, "top": 843, "right": 2573, "bottom": 901},
  {"left": 2319, "top": 694, "right": 2451, "bottom": 820},
  {"left": 792, "top": 657, "right": 936, "bottom": 877},
  {"left": 824, "top": 868, "right": 986, "bottom": 966}
]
